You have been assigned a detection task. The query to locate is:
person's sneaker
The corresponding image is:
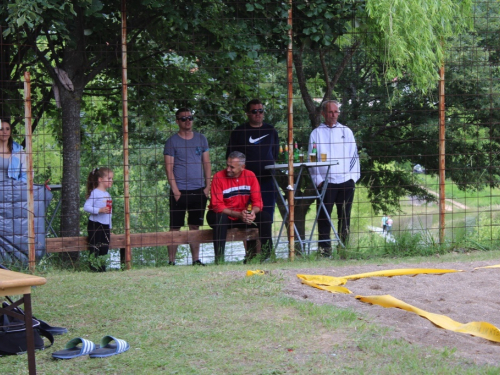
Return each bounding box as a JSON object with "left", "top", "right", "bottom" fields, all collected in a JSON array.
[
  {"left": 168, "top": 261, "right": 176, "bottom": 266},
  {"left": 193, "top": 260, "right": 205, "bottom": 266}
]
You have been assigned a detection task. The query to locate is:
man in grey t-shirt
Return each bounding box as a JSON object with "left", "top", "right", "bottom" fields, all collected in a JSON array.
[{"left": 164, "top": 108, "right": 211, "bottom": 265}]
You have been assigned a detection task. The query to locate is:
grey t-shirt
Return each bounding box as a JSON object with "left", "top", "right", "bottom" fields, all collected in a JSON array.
[{"left": 163, "top": 132, "right": 209, "bottom": 190}]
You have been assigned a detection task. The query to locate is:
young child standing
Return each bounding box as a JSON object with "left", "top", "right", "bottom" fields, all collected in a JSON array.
[{"left": 84, "top": 167, "right": 113, "bottom": 272}]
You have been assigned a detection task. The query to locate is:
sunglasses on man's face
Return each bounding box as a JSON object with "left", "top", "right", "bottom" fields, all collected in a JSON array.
[
  {"left": 177, "top": 116, "right": 194, "bottom": 122},
  {"left": 249, "top": 109, "right": 264, "bottom": 114}
]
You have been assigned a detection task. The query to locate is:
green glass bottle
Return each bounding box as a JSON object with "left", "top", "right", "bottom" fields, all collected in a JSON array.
[
  {"left": 293, "top": 142, "right": 300, "bottom": 162},
  {"left": 311, "top": 142, "right": 317, "bottom": 162}
]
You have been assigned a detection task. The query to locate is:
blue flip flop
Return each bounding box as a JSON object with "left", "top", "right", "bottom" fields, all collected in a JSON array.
[
  {"left": 89, "top": 336, "right": 129, "bottom": 358},
  {"left": 52, "top": 337, "right": 96, "bottom": 359}
]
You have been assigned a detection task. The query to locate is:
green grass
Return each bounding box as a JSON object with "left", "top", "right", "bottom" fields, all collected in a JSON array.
[
  {"left": 3, "top": 253, "right": 500, "bottom": 374},
  {"left": 419, "top": 174, "right": 500, "bottom": 208},
  {"left": 264, "top": 182, "right": 499, "bottom": 261},
  {"left": 333, "top": 175, "right": 500, "bottom": 257}
]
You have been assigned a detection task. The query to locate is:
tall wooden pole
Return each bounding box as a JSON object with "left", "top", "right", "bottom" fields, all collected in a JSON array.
[
  {"left": 24, "top": 72, "right": 36, "bottom": 271},
  {"left": 286, "top": 0, "right": 295, "bottom": 261},
  {"left": 438, "top": 65, "right": 446, "bottom": 244},
  {"left": 121, "top": 0, "right": 131, "bottom": 269}
]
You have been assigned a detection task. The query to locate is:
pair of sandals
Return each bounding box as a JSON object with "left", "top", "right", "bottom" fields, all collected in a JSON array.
[{"left": 52, "top": 336, "right": 130, "bottom": 359}]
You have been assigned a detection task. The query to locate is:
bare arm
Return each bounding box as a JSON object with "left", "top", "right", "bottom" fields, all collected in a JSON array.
[
  {"left": 164, "top": 155, "right": 181, "bottom": 201},
  {"left": 202, "top": 151, "right": 212, "bottom": 197}
]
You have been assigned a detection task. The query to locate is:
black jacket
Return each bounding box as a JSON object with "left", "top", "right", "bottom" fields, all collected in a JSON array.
[{"left": 226, "top": 122, "right": 279, "bottom": 178}]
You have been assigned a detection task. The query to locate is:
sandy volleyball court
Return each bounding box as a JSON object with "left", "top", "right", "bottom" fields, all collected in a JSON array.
[{"left": 283, "top": 259, "right": 500, "bottom": 365}]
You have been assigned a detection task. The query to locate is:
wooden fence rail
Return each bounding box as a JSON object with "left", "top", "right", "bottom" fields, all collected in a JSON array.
[{"left": 46, "top": 228, "right": 260, "bottom": 254}]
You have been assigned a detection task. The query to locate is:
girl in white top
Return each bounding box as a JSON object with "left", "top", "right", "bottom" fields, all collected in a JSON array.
[{"left": 83, "top": 167, "right": 113, "bottom": 272}]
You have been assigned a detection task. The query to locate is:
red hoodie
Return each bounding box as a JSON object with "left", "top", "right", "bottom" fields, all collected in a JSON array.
[{"left": 209, "top": 169, "right": 263, "bottom": 221}]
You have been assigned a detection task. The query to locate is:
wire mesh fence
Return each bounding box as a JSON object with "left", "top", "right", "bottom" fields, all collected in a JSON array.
[{"left": 0, "top": 1, "right": 499, "bottom": 268}]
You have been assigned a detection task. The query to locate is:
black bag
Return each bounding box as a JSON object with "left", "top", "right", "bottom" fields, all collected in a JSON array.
[{"left": 0, "top": 303, "right": 54, "bottom": 355}]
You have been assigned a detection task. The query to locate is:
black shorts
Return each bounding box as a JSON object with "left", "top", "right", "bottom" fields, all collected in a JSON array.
[
  {"left": 87, "top": 220, "right": 110, "bottom": 256},
  {"left": 169, "top": 188, "right": 208, "bottom": 229}
]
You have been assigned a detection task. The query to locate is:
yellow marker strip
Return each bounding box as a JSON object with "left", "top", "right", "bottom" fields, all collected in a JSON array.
[
  {"left": 475, "top": 264, "right": 500, "bottom": 269},
  {"left": 340, "top": 268, "right": 461, "bottom": 280},
  {"left": 301, "top": 279, "right": 352, "bottom": 294},
  {"left": 297, "top": 274, "right": 351, "bottom": 294},
  {"left": 297, "top": 269, "right": 461, "bottom": 295},
  {"left": 246, "top": 270, "right": 265, "bottom": 277},
  {"left": 297, "top": 274, "right": 348, "bottom": 285},
  {"left": 356, "top": 294, "right": 500, "bottom": 343}
]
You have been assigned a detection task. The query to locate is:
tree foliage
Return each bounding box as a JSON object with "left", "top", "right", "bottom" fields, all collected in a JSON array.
[
  {"left": 239, "top": 0, "right": 474, "bottom": 216},
  {"left": 2, "top": 0, "right": 494, "bottom": 247},
  {"left": 1, "top": 0, "right": 270, "bottom": 236}
]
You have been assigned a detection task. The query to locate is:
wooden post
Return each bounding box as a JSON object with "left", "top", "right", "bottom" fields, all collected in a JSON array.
[
  {"left": 121, "top": 0, "right": 131, "bottom": 269},
  {"left": 24, "top": 72, "right": 36, "bottom": 271},
  {"left": 438, "top": 65, "right": 446, "bottom": 244},
  {"left": 286, "top": 0, "right": 295, "bottom": 261}
]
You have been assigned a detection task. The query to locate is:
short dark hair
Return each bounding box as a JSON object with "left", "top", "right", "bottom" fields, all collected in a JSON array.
[
  {"left": 228, "top": 151, "right": 246, "bottom": 165},
  {"left": 321, "top": 100, "right": 340, "bottom": 112},
  {"left": 175, "top": 107, "right": 191, "bottom": 117},
  {"left": 245, "top": 99, "right": 263, "bottom": 113}
]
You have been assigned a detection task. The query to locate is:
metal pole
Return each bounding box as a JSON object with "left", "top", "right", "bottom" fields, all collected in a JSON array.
[
  {"left": 286, "top": 0, "right": 295, "bottom": 261},
  {"left": 121, "top": 0, "right": 131, "bottom": 269},
  {"left": 438, "top": 65, "right": 446, "bottom": 244},
  {"left": 24, "top": 72, "right": 36, "bottom": 271}
]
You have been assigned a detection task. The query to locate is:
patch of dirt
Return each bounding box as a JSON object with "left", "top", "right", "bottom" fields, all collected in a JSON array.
[{"left": 282, "top": 260, "right": 500, "bottom": 366}]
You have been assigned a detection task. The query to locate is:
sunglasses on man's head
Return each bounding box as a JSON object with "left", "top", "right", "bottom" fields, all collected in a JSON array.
[
  {"left": 249, "top": 109, "right": 264, "bottom": 114},
  {"left": 177, "top": 116, "right": 194, "bottom": 122}
]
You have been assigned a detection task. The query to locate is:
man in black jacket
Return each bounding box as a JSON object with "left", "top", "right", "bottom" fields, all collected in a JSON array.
[{"left": 226, "top": 99, "right": 279, "bottom": 219}]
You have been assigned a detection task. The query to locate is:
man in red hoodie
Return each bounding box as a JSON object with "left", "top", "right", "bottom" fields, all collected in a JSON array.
[{"left": 207, "top": 151, "right": 273, "bottom": 264}]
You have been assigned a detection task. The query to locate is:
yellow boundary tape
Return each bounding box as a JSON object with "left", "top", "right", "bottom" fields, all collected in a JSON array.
[
  {"left": 475, "top": 264, "right": 500, "bottom": 269},
  {"left": 295, "top": 267, "right": 500, "bottom": 343},
  {"left": 296, "top": 274, "right": 351, "bottom": 293},
  {"left": 356, "top": 294, "right": 500, "bottom": 343},
  {"left": 246, "top": 270, "right": 266, "bottom": 276},
  {"left": 296, "top": 269, "right": 461, "bottom": 295},
  {"left": 339, "top": 268, "right": 461, "bottom": 280}
]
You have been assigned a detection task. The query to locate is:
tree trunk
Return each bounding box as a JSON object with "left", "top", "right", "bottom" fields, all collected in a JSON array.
[
  {"left": 293, "top": 49, "right": 322, "bottom": 129},
  {"left": 59, "top": 86, "right": 83, "bottom": 239},
  {"left": 55, "top": 35, "right": 88, "bottom": 266}
]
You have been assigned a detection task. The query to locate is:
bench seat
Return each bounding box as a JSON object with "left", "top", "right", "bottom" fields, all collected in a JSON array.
[{"left": 46, "top": 228, "right": 260, "bottom": 253}]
